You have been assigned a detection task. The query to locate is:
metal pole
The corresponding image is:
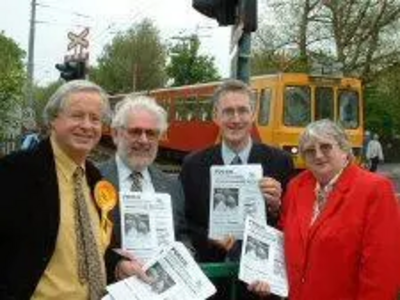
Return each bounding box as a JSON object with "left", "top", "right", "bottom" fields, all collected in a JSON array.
[
  {"left": 26, "top": 0, "right": 37, "bottom": 110},
  {"left": 236, "top": 32, "right": 251, "bottom": 84}
]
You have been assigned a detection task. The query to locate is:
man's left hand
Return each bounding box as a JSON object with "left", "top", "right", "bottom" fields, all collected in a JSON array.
[
  {"left": 248, "top": 280, "right": 271, "bottom": 297},
  {"left": 259, "top": 177, "right": 282, "bottom": 213}
]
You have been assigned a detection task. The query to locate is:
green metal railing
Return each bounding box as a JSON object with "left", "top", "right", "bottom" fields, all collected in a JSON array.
[{"left": 201, "top": 262, "right": 240, "bottom": 300}]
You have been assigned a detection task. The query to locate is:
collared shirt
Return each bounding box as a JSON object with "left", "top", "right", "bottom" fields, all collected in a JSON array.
[
  {"left": 311, "top": 161, "right": 349, "bottom": 224},
  {"left": 115, "top": 154, "right": 155, "bottom": 192},
  {"left": 32, "top": 137, "right": 105, "bottom": 300},
  {"left": 221, "top": 138, "right": 253, "bottom": 165}
]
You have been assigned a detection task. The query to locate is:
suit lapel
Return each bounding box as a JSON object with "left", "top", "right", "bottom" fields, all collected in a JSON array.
[
  {"left": 104, "top": 158, "right": 120, "bottom": 190},
  {"left": 149, "top": 166, "right": 168, "bottom": 193},
  {"left": 34, "top": 139, "right": 61, "bottom": 242},
  {"left": 207, "top": 145, "right": 224, "bottom": 166},
  {"left": 248, "top": 143, "right": 263, "bottom": 163}
]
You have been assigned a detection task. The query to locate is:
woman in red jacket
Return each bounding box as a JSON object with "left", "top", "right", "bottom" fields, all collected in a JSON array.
[{"left": 279, "top": 119, "right": 399, "bottom": 300}]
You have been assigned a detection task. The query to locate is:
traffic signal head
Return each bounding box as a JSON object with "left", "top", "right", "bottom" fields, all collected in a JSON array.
[
  {"left": 239, "top": 0, "right": 257, "bottom": 32},
  {"left": 55, "top": 60, "right": 86, "bottom": 81},
  {"left": 192, "top": 0, "right": 238, "bottom": 26},
  {"left": 193, "top": 0, "right": 257, "bottom": 32}
]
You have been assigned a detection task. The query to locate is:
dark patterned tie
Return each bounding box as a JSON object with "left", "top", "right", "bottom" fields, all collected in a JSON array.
[
  {"left": 231, "top": 155, "right": 242, "bottom": 165},
  {"left": 130, "top": 171, "right": 143, "bottom": 192},
  {"left": 73, "top": 167, "right": 106, "bottom": 300}
]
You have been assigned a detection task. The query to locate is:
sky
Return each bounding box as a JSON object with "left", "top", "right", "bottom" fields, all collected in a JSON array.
[{"left": 0, "top": 0, "right": 232, "bottom": 86}]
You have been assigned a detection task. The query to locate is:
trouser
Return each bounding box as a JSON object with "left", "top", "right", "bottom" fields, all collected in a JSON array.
[{"left": 369, "top": 157, "right": 379, "bottom": 172}]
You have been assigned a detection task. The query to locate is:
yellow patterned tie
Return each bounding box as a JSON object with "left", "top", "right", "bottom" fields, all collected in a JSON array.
[{"left": 73, "top": 167, "right": 106, "bottom": 300}]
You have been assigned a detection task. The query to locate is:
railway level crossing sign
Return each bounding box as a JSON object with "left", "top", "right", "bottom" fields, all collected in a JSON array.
[
  {"left": 68, "top": 28, "right": 89, "bottom": 52},
  {"left": 56, "top": 28, "right": 90, "bottom": 81}
]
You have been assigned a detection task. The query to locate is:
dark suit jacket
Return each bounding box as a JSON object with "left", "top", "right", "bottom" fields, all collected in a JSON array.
[
  {"left": 179, "top": 143, "right": 294, "bottom": 263},
  {"left": 98, "top": 158, "right": 189, "bottom": 247},
  {"left": 0, "top": 139, "right": 114, "bottom": 300}
]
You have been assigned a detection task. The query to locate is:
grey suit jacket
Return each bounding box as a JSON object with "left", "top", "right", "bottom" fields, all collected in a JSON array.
[{"left": 98, "top": 158, "right": 190, "bottom": 247}]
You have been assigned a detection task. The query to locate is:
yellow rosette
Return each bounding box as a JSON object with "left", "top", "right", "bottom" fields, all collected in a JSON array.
[{"left": 94, "top": 180, "right": 118, "bottom": 249}]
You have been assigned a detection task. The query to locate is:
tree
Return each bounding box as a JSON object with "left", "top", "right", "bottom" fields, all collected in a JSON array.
[
  {"left": 33, "top": 81, "right": 62, "bottom": 128},
  {"left": 253, "top": 0, "right": 400, "bottom": 81},
  {"left": 0, "top": 32, "right": 26, "bottom": 135},
  {"left": 90, "top": 19, "right": 167, "bottom": 93},
  {"left": 166, "top": 35, "right": 220, "bottom": 86},
  {"left": 252, "top": 0, "right": 400, "bottom": 149}
]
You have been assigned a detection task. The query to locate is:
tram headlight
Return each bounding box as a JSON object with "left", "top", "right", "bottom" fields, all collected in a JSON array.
[{"left": 283, "top": 146, "right": 299, "bottom": 155}]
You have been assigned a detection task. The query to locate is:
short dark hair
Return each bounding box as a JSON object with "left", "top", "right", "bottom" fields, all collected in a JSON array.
[{"left": 212, "top": 79, "right": 255, "bottom": 111}]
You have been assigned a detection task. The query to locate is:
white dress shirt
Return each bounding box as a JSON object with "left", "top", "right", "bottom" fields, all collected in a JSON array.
[{"left": 115, "top": 154, "right": 155, "bottom": 192}]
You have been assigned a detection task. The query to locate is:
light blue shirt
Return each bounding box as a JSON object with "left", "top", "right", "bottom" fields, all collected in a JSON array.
[{"left": 221, "top": 138, "right": 252, "bottom": 165}]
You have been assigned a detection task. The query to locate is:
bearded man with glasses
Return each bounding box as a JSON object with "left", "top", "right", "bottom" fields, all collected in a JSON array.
[{"left": 99, "top": 95, "right": 191, "bottom": 282}]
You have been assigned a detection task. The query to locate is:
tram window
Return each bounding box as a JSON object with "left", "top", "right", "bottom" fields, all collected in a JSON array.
[
  {"left": 182, "top": 97, "right": 196, "bottom": 121},
  {"left": 315, "top": 87, "right": 334, "bottom": 120},
  {"left": 198, "top": 96, "right": 213, "bottom": 121},
  {"left": 258, "top": 88, "right": 271, "bottom": 125},
  {"left": 338, "top": 90, "right": 359, "bottom": 129},
  {"left": 174, "top": 98, "right": 185, "bottom": 121},
  {"left": 158, "top": 99, "right": 171, "bottom": 122},
  {"left": 284, "top": 86, "right": 311, "bottom": 127}
]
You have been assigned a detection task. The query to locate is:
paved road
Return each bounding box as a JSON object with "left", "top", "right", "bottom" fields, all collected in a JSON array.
[{"left": 377, "top": 163, "right": 400, "bottom": 195}]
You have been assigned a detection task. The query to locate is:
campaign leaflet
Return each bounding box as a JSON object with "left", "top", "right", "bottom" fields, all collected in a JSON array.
[
  {"left": 104, "top": 242, "right": 216, "bottom": 300},
  {"left": 239, "top": 216, "right": 288, "bottom": 297},
  {"left": 120, "top": 192, "right": 175, "bottom": 262},
  {"left": 209, "top": 164, "right": 266, "bottom": 240}
]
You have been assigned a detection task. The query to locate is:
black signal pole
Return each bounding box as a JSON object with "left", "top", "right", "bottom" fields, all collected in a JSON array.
[
  {"left": 236, "top": 31, "right": 251, "bottom": 84},
  {"left": 192, "top": 0, "right": 257, "bottom": 85},
  {"left": 234, "top": 0, "right": 257, "bottom": 84}
]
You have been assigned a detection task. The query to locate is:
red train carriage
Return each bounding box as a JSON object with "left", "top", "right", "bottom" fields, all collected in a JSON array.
[{"left": 107, "top": 73, "right": 364, "bottom": 169}]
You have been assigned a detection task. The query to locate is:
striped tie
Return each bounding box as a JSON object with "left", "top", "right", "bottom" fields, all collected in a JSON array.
[
  {"left": 73, "top": 167, "right": 106, "bottom": 300},
  {"left": 131, "top": 171, "right": 143, "bottom": 192}
]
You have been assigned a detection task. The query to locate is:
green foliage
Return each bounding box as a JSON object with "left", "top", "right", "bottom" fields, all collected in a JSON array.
[
  {"left": 90, "top": 19, "right": 167, "bottom": 93},
  {"left": 33, "top": 81, "right": 63, "bottom": 127},
  {"left": 365, "top": 64, "right": 400, "bottom": 137},
  {"left": 252, "top": 0, "right": 400, "bottom": 153},
  {"left": 166, "top": 35, "right": 220, "bottom": 86},
  {"left": 253, "top": 0, "right": 400, "bottom": 81},
  {"left": 251, "top": 50, "right": 308, "bottom": 75},
  {"left": 0, "top": 32, "right": 26, "bottom": 134}
]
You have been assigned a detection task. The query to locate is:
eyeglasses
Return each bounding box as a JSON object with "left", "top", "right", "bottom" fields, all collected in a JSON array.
[
  {"left": 62, "top": 111, "right": 102, "bottom": 125},
  {"left": 220, "top": 106, "right": 251, "bottom": 119},
  {"left": 302, "top": 142, "right": 336, "bottom": 159},
  {"left": 122, "top": 127, "right": 160, "bottom": 141}
]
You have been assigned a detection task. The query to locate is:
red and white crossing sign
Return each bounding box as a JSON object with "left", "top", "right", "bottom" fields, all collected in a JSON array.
[{"left": 67, "top": 28, "right": 89, "bottom": 51}]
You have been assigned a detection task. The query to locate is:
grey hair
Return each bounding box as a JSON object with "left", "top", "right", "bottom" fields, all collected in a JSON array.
[
  {"left": 212, "top": 79, "right": 256, "bottom": 111},
  {"left": 42, "top": 80, "right": 111, "bottom": 127},
  {"left": 299, "top": 119, "right": 353, "bottom": 158},
  {"left": 111, "top": 95, "right": 168, "bottom": 134}
]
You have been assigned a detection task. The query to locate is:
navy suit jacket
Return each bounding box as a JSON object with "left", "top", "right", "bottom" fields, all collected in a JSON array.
[
  {"left": 98, "top": 158, "right": 190, "bottom": 247},
  {"left": 179, "top": 143, "right": 294, "bottom": 263},
  {"left": 0, "top": 139, "right": 115, "bottom": 300}
]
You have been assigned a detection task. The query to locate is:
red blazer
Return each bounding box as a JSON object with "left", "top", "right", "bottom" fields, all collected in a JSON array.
[{"left": 281, "top": 164, "right": 400, "bottom": 300}]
